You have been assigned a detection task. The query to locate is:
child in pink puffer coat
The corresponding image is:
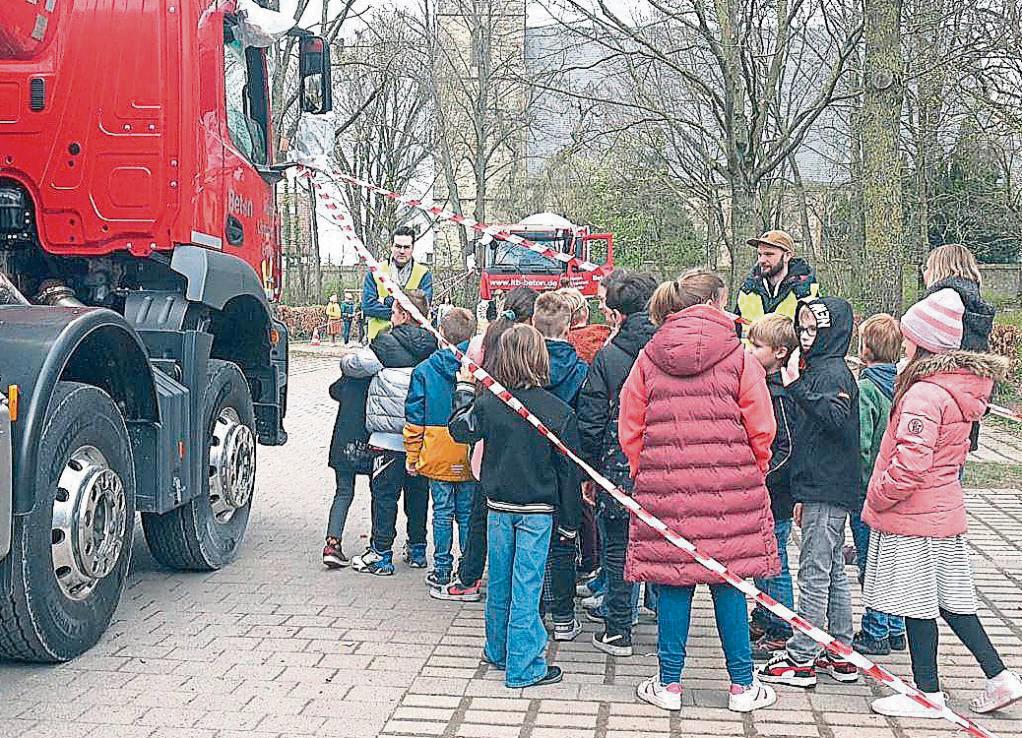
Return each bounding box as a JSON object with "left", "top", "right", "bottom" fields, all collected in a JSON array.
[{"left": 862, "top": 288, "right": 1020, "bottom": 718}]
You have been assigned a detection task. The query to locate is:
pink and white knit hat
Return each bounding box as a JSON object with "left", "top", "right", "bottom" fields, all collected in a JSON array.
[{"left": 900, "top": 288, "right": 965, "bottom": 353}]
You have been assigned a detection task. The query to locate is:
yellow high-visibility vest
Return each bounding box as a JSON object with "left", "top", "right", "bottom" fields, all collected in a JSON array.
[{"left": 367, "top": 262, "right": 429, "bottom": 340}]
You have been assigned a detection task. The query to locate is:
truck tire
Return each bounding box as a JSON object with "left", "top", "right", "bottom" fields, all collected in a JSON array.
[
  {"left": 141, "top": 360, "right": 255, "bottom": 571},
  {"left": 0, "top": 382, "right": 135, "bottom": 662}
]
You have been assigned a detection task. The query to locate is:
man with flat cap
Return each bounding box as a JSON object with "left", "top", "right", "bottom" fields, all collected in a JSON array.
[{"left": 736, "top": 229, "right": 819, "bottom": 325}]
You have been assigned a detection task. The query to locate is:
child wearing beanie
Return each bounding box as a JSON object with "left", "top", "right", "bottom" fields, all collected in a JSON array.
[{"left": 862, "top": 290, "right": 1022, "bottom": 718}]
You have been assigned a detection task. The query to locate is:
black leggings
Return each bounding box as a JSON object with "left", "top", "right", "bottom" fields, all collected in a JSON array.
[{"left": 906, "top": 609, "right": 1005, "bottom": 693}]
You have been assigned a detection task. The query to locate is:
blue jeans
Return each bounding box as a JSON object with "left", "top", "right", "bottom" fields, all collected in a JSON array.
[
  {"left": 484, "top": 511, "right": 553, "bottom": 688},
  {"left": 752, "top": 518, "right": 794, "bottom": 639},
  {"left": 429, "top": 480, "right": 476, "bottom": 578},
  {"left": 851, "top": 512, "right": 905, "bottom": 639},
  {"left": 657, "top": 583, "right": 753, "bottom": 686}
]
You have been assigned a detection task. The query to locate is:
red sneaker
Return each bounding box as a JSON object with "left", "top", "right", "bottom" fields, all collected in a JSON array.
[
  {"left": 815, "top": 654, "right": 859, "bottom": 683},
  {"left": 756, "top": 652, "right": 817, "bottom": 688},
  {"left": 429, "top": 579, "right": 482, "bottom": 602},
  {"left": 322, "top": 538, "right": 349, "bottom": 569}
]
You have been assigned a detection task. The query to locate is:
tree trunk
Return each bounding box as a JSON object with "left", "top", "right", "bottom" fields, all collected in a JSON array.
[
  {"left": 729, "top": 180, "right": 759, "bottom": 294},
  {"left": 861, "top": 0, "right": 906, "bottom": 313}
]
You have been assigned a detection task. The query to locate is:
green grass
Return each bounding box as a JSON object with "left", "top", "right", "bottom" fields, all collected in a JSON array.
[
  {"left": 996, "top": 309, "right": 1022, "bottom": 329},
  {"left": 964, "top": 461, "right": 1022, "bottom": 489}
]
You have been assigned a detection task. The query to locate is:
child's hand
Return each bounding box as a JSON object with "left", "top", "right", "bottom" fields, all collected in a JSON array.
[
  {"left": 781, "top": 348, "right": 801, "bottom": 386},
  {"left": 457, "top": 365, "right": 476, "bottom": 384},
  {"left": 406, "top": 461, "right": 418, "bottom": 476},
  {"left": 793, "top": 503, "right": 803, "bottom": 527},
  {"left": 581, "top": 482, "right": 596, "bottom": 506}
]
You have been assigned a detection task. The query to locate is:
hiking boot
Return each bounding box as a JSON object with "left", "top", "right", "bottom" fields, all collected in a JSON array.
[
  {"left": 523, "top": 666, "right": 563, "bottom": 688},
  {"left": 757, "top": 652, "right": 817, "bottom": 688},
  {"left": 425, "top": 570, "right": 451, "bottom": 588},
  {"left": 429, "top": 579, "right": 482, "bottom": 602},
  {"left": 636, "top": 676, "right": 682, "bottom": 711},
  {"left": 751, "top": 634, "right": 789, "bottom": 662},
  {"left": 815, "top": 653, "right": 859, "bottom": 683},
  {"left": 322, "top": 538, "right": 349, "bottom": 569},
  {"left": 592, "top": 630, "right": 633, "bottom": 657},
  {"left": 352, "top": 547, "right": 395, "bottom": 576},
  {"left": 728, "top": 679, "right": 777, "bottom": 713},
  {"left": 852, "top": 631, "right": 890, "bottom": 656},
  {"left": 872, "top": 690, "right": 946, "bottom": 718},
  {"left": 404, "top": 543, "right": 428, "bottom": 569},
  {"left": 888, "top": 633, "right": 907, "bottom": 652},
  {"left": 553, "top": 618, "right": 583, "bottom": 642},
  {"left": 971, "top": 670, "right": 1022, "bottom": 714}
]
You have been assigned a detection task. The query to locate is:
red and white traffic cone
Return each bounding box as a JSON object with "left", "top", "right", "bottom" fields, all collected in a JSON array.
[{"left": 311, "top": 327, "right": 321, "bottom": 346}]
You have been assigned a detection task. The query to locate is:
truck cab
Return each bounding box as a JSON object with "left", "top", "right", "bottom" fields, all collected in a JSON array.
[{"left": 0, "top": 0, "right": 331, "bottom": 662}]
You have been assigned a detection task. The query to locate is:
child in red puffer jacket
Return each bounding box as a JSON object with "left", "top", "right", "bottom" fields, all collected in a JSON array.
[
  {"left": 862, "top": 289, "right": 1021, "bottom": 719},
  {"left": 619, "top": 269, "right": 779, "bottom": 714}
]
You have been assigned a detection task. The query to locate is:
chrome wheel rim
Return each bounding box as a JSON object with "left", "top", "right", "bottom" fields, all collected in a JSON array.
[{"left": 208, "top": 407, "right": 255, "bottom": 523}]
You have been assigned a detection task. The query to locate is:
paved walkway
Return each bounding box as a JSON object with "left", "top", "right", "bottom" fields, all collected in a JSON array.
[{"left": 1, "top": 355, "right": 1020, "bottom": 738}]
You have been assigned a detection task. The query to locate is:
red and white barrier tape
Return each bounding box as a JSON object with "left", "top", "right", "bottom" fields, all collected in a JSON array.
[
  {"left": 989, "top": 403, "right": 1022, "bottom": 424},
  {"left": 303, "top": 166, "right": 1003, "bottom": 738},
  {"left": 316, "top": 166, "right": 606, "bottom": 274}
]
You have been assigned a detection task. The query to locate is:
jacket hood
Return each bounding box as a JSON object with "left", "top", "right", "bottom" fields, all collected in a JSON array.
[
  {"left": 902, "top": 351, "right": 1009, "bottom": 421},
  {"left": 796, "top": 296, "right": 854, "bottom": 363},
  {"left": 612, "top": 311, "right": 657, "bottom": 359},
  {"left": 546, "top": 339, "right": 588, "bottom": 394},
  {"left": 646, "top": 305, "right": 741, "bottom": 377},
  {"left": 426, "top": 346, "right": 462, "bottom": 380},
  {"left": 862, "top": 363, "right": 897, "bottom": 400},
  {"left": 743, "top": 257, "right": 817, "bottom": 298},
  {"left": 392, "top": 324, "right": 438, "bottom": 362}
]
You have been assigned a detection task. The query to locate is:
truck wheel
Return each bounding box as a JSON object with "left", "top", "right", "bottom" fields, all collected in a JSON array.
[
  {"left": 142, "top": 360, "right": 256, "bottom": 570},
  {"left": 0, "top": 382, "right": 135, "bottom": 662}
]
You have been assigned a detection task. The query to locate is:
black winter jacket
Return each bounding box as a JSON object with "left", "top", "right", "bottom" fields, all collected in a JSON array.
[
  {"left": 327, "top": 374, "right": 371, "bottom": 470},
  {"left": 577, "top": 312, "right": 657, "bottom": 497},
  {"left": 370, "top": 324, "right": 438, "bottom": 368},
  {"left": 788, "top": 297, "right": 860, "bottom": 509},
  {"left": 765, "top": 372, "right": 796, "bottom": 521},
  {"left": 449, "top": 384, "right": 582, "bottom": 535}
]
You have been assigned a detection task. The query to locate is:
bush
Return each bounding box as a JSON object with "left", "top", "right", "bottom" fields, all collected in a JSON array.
[
  {"left": 990, "top": 323, "right": 1022, "bottom": 410},
  {"left": 277, "top": 304, "right": 328, "bottom": 340}
]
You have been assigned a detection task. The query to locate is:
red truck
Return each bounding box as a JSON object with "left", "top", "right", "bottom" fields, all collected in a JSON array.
[
  {"left": 476, "top": 213, "right": 614, "bottom": 300},
  {"left": 0, "top": 0, "right": 332, "bottom": 661}
]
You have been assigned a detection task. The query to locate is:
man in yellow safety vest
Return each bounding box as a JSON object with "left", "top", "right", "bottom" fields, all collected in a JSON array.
[
  {"left": 736, "top": 230, "right": 819, "bottom": 328},
  {"left": 362, "top": 226, "right": 433, "bottom": 340}
]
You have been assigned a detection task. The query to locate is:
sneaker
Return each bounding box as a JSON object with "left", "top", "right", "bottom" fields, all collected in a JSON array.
[
  {"left": 636, "top": 675, "right": 682, "bottom": 711},
  {"left": 322, "top": 538, "right": 349, "bottom": 569},
  {"left": 592, "top": 630, "right": 633, "bottom": 657},
  {"left": 728, "top": 679, "right": 777, "bottom": 713},
  {"left": 429, "top": 579, "right": 482, "bottom": 602},
  {"left": 815, "top": 653, "right": 859, "bottom": 683},
  {"left": 970, "top": 670, "right": 1022, "bottom": 714},
  {"left": 575, "top": 581, "right": 594, "bottom": 597},
  {"left": 871, "top": 690, "right": 946, "bottom": 718},
  {"left": 888, "top": 633, "right": 907, "bottom": 652},
  {"left": 481, "top": 653, "right": 505, "bottom": 671},
  {"left": 350, "top": 546, "right": 383, "bottom": 571},
  {"left": 757, "top": 652, "right": 817, "bottom": 688},
  {"left": 580, "top": 593, "right": 604, "bottom": 610},
  {"left": 751, "top": 634, "right": 789, "bottom": 662},
  {"left": 404, "top": 543, "right": 428, "bottom": 569},
  {"left": 353, "top": 548, "right": 395, "bottom": 576},
  {"left": 583, "top": 606, "right": 605, "bottom": 624},
  {"left": 553, "top": 619, "right": 583, "bottom": 642},
  {"left": 852, "top": 631, "right": 890, "bottom": 656},
  {"left": 523, "top": 666, "right": 563, "bottom": 688},
  {"left": 425, "top": 570, "right": 451, "bottom": 588}
]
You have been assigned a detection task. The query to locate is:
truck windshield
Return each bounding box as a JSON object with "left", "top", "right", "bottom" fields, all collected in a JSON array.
[{"left": 489, "top": 234, "right": 569, "bottom": 273}]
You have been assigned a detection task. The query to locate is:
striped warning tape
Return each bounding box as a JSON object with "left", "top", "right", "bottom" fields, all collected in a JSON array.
[
  {"left": 302, "top": 166, "right": 1004, "bottom": 738},
  {"left": 315, "top": 166, "right": 608, "bottom": 274},
  {"left": 989, "top": 403, "right": 1022, "bottom": 424}
]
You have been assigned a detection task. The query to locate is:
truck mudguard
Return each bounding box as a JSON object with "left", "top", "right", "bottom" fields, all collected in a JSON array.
[
  {"left": 171, "top": 245, "right": 272, "bottom": 315},
  {"left": 0, "top": 307, "right": 158, "bottom": 516}
]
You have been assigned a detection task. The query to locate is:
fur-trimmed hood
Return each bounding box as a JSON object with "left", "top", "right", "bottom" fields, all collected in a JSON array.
[{"left": 899, "top": 350, "right": 1009, "bottom": 421}]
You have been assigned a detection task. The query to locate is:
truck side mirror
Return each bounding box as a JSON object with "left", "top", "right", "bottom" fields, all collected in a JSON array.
[{"left": 299, "top": 36, "right": 332, "bottom": 114}]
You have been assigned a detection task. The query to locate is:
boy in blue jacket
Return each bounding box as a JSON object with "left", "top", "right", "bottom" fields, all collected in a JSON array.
[
  {"left": 404, "top": 308, "right": 479, "bottom": 588},
  {"left": 532, "top": 292, "right": 589, "bottom": 641}
]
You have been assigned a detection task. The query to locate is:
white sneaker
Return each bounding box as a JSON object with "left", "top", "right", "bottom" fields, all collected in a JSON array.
[
  {"left": 581, "top": 593, "right": 604, "bottom": 609},
  {"left": 350, "top": 547, "right": 382, "bottom": 572},
  {"left": 553, "top": 618, "right": 583, "bottom": 641},
  {"left": 971, "top": 670, "right": 1022, "bottom": 714},
  {"left": 871, "top": 690, "right": 946, "bottom": 718},
  {"left": 728, "top": 679, "right": 777, "bottom": 713},
  {"left": 636, "top": 675, "right": 682, "bottom": 711}
]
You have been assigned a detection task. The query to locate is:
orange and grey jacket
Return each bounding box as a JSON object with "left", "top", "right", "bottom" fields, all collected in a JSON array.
[{"left": 403, "top": 347, "right": 474, "bottom": 482}]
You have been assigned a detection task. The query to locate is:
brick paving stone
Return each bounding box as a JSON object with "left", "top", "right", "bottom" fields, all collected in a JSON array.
[{"left": 2, "top": 357, "right": 1020, "bottom": 738}]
